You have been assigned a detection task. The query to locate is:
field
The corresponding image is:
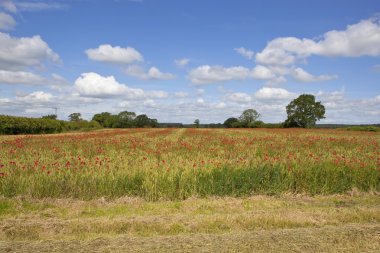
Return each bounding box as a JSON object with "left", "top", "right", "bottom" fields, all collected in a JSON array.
[{"left": 0, "top": 128, "right": 379, "bottom": 252}]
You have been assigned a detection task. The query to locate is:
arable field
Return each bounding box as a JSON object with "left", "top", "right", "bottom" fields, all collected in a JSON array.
[{"left": 0, "top": 128, "right": 379, "bottom": 252}]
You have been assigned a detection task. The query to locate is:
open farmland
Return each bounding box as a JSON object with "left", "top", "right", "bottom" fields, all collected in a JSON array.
[
  {"left": 0, "top": 128, "right": 379, "bottom": 199},
  {"left": 1, "top": 128, "right": 380, "bottom": 252}
]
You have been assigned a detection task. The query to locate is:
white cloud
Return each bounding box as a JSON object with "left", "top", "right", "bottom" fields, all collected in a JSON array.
[
  {"left": 175, "top": 91, "right": 188, "bottom": 98},
  {"left": 256, "top": 18, "right": 380, "bottom": 66},
  {"left": 0, "top": 70, "right": 45, "bottom": 85},
  {"left": 196, "top": 88, "right": 205, "bottom": 96},
  {"left": 0, "top": 32, "right": 60, "bottom": 70},
  {"left": 197, "top": 98, "right": 205, "bottom": 104},
  {"left": 146, "top": 67, "right": 176, "bottom": 80},
  {"left": 188, "top": 65, "right": 250, "bottom": 84},
  {"left": 251, "top": 65, "right": 275, "bottom": 80},
  {"left": 225, "top": 92, "right": 252, "bottom": 103},
  {"left": 74, "top": 72, "right": 169, "bottom": 100},
  {"left": 0, "top": 12, "right": 15, "bottom": 30},
  {"left": 292, "top": 67, "right": 337, "bottom": 82},
  {"left": 254, "top": 87, "right": 296, "bottom": 100},
  {"left": 147, "top": 90, "right": 169, "bottom": 98},
  {"left": 0, "top": 0, "right": 17, "bottom": 13},
  {"left": 15, "top": 2, "right": 66, "bottom": 12},
  {"left": 16, "top": 91, "right": 54, "bottom": 103},
  {"left": 143, "top": 99, "right": 156, "bottom": 107},
  {"left": 124, "top": 65, "right": 176, "bottom": 80},
  {"left": 0, "top": 1, "right": 66, "bottom": 13},
  {"left": 214, "top": 102, "right": 226, "bottom": 109},
  {"left": 86, "top": 44, "right": 143, "bottom": 65},
  {"left": 234, "top": 47, "right": 254, "bottom": 60},
  {"left": 75, "top": 72, "right": 132, "bottom": 98},
  {"left": 174, "top": 58, "right": 189, "bottom": 67}
]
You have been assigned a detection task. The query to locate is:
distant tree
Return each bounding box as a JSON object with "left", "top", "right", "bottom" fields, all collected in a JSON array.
[
  {"left": 223, "top": 117, "right": 239, "bottom": 128},
  {"left": 42, "top": 114, "right": 57, "bottom": 120},
  {"left": 92, "top": 112, "right": 112, "bottom": 127},
  {"left": 284, "top": 94, "right": 325, "bottom": 128},
  {"left": 194, "top": 119, "right": 200, "bottom": 128},
  {"left": 116, "top": 111, "right": 136, "bottom": 128},
  {"left": 134, "top": 114, "right": 151, "bottom": 128},
  {"left": 68, "top": 113, "right": 82, "bottom": 122},
  {"left": 239, "top": 109, "right": 260, "bottom": 127}
]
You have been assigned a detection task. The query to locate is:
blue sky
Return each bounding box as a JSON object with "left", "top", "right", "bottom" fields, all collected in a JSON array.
[{"left": 0, "top": 0, "right": 379, "bottom": 124}]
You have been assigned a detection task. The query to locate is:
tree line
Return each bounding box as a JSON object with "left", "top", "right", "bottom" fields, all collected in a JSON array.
[
  {"left": 0, "top": 94, "right": 326, "bottom": 135},
  {"left": 0, "top": 115, "right": 101, "bottom": 135},
  {"left": 0, "top": 111, "right": 158, "bottom": 135},
  {"left": 223, "top": 94, "right": 325, "bottom": 128}
]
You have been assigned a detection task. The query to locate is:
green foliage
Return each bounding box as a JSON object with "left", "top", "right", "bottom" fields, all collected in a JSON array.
[
  {"left": 134, "top": 114, "right": 158, "bottom": 128},
  {"left": 194, "top": 119, "right": 200, "bottom": 128},
  {"left": 41, "top": 114, "right": 57, "bottom": 120},
  {"left": 1, "top": 164, "right": 378, "bottom": 200},
  {"left": 0, "top": 115, "right": 63, "bottom": 134},
  {"left": 0, "top": 115, "right": 101, "bottom": 135},
  {"left": 92, "top": 112, "right": 113, "bottom": 127},
  {"left": 239, "top": 109, "right": 261, "bottom": 127},
  {"left": 68, "top": 113, "right": 82, "bottom": 122},
  {"left": 92, "top": 111, "right": 157, "bottom": 128},
  {"left": 115, "top": 111, "right": 136, "bottom": 128},
  {"left": 284, "top": 94, "right": 325, "bottom": 128},
  {"left": 342, "top": 126, "right": 380, "bottom": 132},
  {"left": 223, "top": 117, "right": 239, "bottom": 128}
]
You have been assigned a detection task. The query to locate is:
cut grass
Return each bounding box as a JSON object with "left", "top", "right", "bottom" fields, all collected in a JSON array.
[
  {"left": 0, "top": 193, "right": 379, "bottom": 252},
  {"left": 1, "top": 224, "right": 379, "bottom": 253}
]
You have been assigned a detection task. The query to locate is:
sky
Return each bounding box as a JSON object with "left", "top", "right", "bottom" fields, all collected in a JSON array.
[{"left": 0, "top": 0, "right": 379, "bottom": 124}]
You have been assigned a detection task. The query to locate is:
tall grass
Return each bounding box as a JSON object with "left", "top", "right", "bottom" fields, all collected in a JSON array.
[
  {"left": 1, "top": 165, "right": 378, "bottom": 200},
  {"left": 0, "top": 128, "right": 379, "bottom": 200}
]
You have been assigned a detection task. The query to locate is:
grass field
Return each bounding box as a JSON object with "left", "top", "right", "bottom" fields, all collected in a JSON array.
[{"left": 0, "top": 128, "right": 379, "bottom": 252}]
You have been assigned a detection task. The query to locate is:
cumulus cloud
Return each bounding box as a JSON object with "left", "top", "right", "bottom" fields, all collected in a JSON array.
[
  {"left": 0, "top": 32, "right": 60, "bottom": 70},
  {"left": 75, "top": 72, "right": 133, "bottom": 98},
  {"left": 0, "top": 70, "right": 45, "bottom": 85},
  {"left": 225, "top": 92, "right": 252, "bottom": 103},
  {"left": 234, "top": 47, "right": 254, "bottom": 60},
  {"left": 256, "top": 18, "right": 380, "bottom": 66},
  {"left": 0, "top": 0, "right": 17, "bottom": 13},
  {"left": 188, "top": 65, "right": 250, "bottom": 84},
  {"left": 175, "top": 91, "right": 188, "bottom": 98},
  {"left": 74, "top": 72, "right": 169, "bottom": 99},
  {"left": 86, "top": 44, "right": 143, "bottom": 65},
  {"left": 16, "top": 91, "right": 54, "bottom": 103},
  {"left": 292, "top": 68, "right": 337, "bottom": 82},
  {"left": 174, "top": 58, "right": 190, "bottom": 67},
  {"left": 251, "top": 65, "right": 275, "bottom": 80},
  {"left": 124, "top": 65, "right": 175, "bottom": 80},
  {"left": 254, "top": 87, "right": 296, "bottom": 100},
  {"left": 0, "top": 12, "right": 15, "bottom": 30}
]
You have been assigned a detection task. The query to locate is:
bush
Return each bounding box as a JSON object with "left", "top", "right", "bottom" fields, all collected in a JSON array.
[{"left": 0, "top": 115, "right": 101, "bottom": 135}]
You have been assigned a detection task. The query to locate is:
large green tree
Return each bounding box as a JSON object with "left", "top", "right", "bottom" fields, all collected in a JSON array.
[
  {"left": 92, "top": 112, "right": 113, "bottom": 127},
  {"left": 239, "top": 109, "right": 260, "bottom": 127},
  {"left": 284, "top": 94, "right": 325, "bottom": 128},
  {"left": 115, "top": 111, "right": 136, "bottom": 128},
  {"left": 223, "top": 117, "right": 239, "bottom": 128}
]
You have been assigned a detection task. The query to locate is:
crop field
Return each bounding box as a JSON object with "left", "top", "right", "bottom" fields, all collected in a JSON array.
[
  {"left": 0, "top": 128, "right": 379, "bottom": 252},
  {"left": 0, "top": 128, "right": 379, "bottom": 199}
]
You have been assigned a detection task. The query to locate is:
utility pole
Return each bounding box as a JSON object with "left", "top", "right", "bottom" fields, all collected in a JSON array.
[{"left": 53, "top": 107, "right": 58, "bottom": 117}]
